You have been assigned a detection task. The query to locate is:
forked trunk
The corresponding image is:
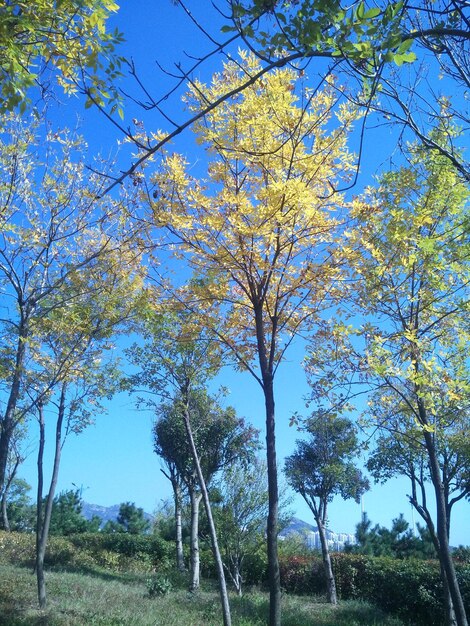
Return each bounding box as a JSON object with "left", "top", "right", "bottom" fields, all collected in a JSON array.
[
  {"left": 36, "top": 385, "right": 66, "bottom": 609},
  {"left": 422, "top": 427, "right": 467, "bottom": 626}
]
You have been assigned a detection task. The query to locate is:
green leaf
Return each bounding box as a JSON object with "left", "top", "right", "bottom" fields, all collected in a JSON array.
[{"left": 363, "top": 7, "right": 381, "bottom": 19}]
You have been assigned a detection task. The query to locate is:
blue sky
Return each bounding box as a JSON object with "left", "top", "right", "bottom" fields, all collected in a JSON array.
[{"left": 16, "top": 0, "right": 470, "bottom": 546}]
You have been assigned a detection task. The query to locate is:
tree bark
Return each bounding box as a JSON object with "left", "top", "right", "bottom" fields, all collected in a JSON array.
[
  {"left": 0, "top": 454, "right": 20, "bottom": 531},
  {"left": 174, "top": 481, "right": 185, "bottom": 572},
  {"left": 35, "top": 384, "right": 66, "bottom": 609},
  {"left": 253, "top": 302, "right": 281, "bottom": 626},
  {"left": 1, "top": 491, "right": 10, "bottom": 531},
  {"left": 423, "top": 427, "right": 467, "bottom": 626},
  {"left": 0, "top": 317, "right": 29, "bottom": 496},
  {"left": 183, "top": 403, "right": 232, "bottom": 626},
  {"left": 317, "top": 518, "right": 337, "bottom": 605},
  {"left": 189, "top": 487, "right": 202, "bottom": 592},
  {"left": 263, "top": 376, "right": 281, "bottom": 626}
]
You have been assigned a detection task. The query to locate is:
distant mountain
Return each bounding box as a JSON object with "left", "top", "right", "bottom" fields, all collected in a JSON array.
[
  {"left": 81, "top": 502, "right": 153, "bottom": 527},
  {"left": 281, "top": 517, "right": 318, "bottom": 537},
  {"left": 80, "top": 505, "right": 354, "bottom": 548},
  {"left": 281, "top": 517, "right": 356, "bottom": 550}
]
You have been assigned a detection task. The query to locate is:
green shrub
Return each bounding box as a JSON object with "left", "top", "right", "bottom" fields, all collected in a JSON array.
[
  {"left": 0, "top": 530, "right": 172, "bottom": 574},
  {"left": 277, "top": 550, "right": 470, "bottom": 626},
  {"left": 146, "top": 573, "right": 173, "bottom": 597},
  {"left": 44, "top": 536, "right": 76, "bottom": 566},
  {"left": 0, "top": 531, "right": 36, "bottom": 566}
]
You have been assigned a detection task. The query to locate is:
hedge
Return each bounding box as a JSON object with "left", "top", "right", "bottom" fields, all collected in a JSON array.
[
  {"left": 0, "top": 530, "right": 171, "bottom": 573},
  {"left": 279, "top": 552, "right": 470, "bottom": 626}
]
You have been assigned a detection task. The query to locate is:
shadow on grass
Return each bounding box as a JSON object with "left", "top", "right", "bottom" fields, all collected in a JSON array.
[
  {"left": 230, "top": 593, "right": 404, "bottom": 626},
  {"left": 47, "top": 562, "right": 147, "bottom": 585}
]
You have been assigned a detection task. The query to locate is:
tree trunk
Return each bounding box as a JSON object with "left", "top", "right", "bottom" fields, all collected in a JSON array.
[
  {"left": 263, "top": 376, "right": 281, "bottom": 626},
  {"left": 1, "top": 492, "right": 10, "bottom": 531},
  {"left": 317, "top": 518, "right": 337, "bottom": 605},
  {"left": 0, "top": 454, "right": 20, "bottom": 531},
  {"left": 0, "top": 318, "right": 29, "bottom": 496},
  {"left": 183, "top": 404, "right": 232, "bottom": 626},
  {"left": 189, "top": 487, "right": 202, "bottom": 592},
  {"left": 35, "top": 385, "right": 66, "bottom": 609},
  {"left": 174, "top": 481, "right": 185, "bottom": 572},
  {"left": 413, "top": 505, "right": 456, "bottom": 626},
  {"left": 423, "top": 427, "right": 467, "bottom": 626},
  {"left": 253, "top": 302, "right": 281, "bottom": 626}
]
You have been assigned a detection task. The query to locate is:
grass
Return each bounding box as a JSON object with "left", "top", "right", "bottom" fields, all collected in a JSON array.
[{"left": 0, "top": 564, "right": 406, "bottom": 626}]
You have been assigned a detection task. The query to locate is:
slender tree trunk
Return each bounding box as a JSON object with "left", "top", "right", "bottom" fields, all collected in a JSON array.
[
  {"left": 182, "top": 404, "right": 232, "bottom": 626},
  {"left": 189, "top": 487, "right": 202, "bottom": 592},
  {"left": 1, "top": 492, "right": 10, "bottom": 531},
  {"left": 441, "top": 561, "right": 458, "bottom": 626},
  {"left": 174, "top": 481, "right": 185, "bottom": 572},
  {"left": 1, "top": 454, "right": 20, "bottom": 531},
  {"left": 316, "top": 518, "right": 337, "bottom": 605},
  {"left": 0, "top": 318, "right": 29, "bottom": 496},
  {"left": 422, "top": 428, "right": 467, "bottom": 626},
  {"left": 414, "top": 506, "right": 456, "bottom": 626},
  {"left": 36, "top": 385, "right": 66, "bottom": 609},
  {"left": 263, "top": 376, "right": 281, "bottom": 626},
  {"left": 253, "top": 303, "right": 281, "bottom": 626}
]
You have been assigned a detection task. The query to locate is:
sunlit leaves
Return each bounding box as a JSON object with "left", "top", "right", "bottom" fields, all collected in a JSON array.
[
  {"left": 149, "top": 54, "right": 360, "bottom": 378},
  {"left": 0, "top": 0, "right": 123, "bottom": 113}
]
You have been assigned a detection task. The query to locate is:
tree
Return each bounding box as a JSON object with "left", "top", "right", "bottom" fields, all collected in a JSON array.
[
  {"left": 128, "top": 307, "right": 257, "bottom": 626},
  {"left": 365, "top": 406, "right": 469, "bottom": 623},
  {"left": 153, "top": 389, "right": 257, "bottom": 592},
  {"left": 0, "top": 0, "right": 123, "bottom": 113},
  {"left": 103, "top": 502, "right": 150, "bottom": 534},
  {"left": 349, "top": 513, "right": 437, "bottom": 560},
  {"left": 157, "top": 459, "right": 187, "bottom": 572},
  {"left": 0, "top": 421, "right": 27, "bottom": 531},
  {"left": 212, "top": 458, "right": 269, "bottom": 596},
  {"left": 0, "top": 111, "right": 140, "bottom": 507},
  {"left": 367, "top": 414, "right": 470, "bottom": 548},
  {"left": 32, "top": 247, "right": 142, "bottom": 609},
  {"left": 3, "top": 478, "right": 36, "bottom": 533},
  {"left": 352, "top": 139, "right": 469, "bottom": 626},
  {"left": 308, "top": 131, "right": 469, "bottom": 625},
  {"left": 284, "top": 413, "right": 368, "bottom": 604},
  {"left": 146, "top": 54, "right": 358, "bottom": 626},
  {"left": 98, "top": 1, "right": 468, "bottom": 196},
  {"left": 48, "top": 489, "right": 100, "bottom": 535}
]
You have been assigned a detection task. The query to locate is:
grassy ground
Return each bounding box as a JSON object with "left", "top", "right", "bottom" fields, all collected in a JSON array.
[{"left": 0, "top": 564, "right": 405, "bottom": 626}]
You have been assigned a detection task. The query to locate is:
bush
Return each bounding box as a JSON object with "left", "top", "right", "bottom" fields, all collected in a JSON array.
[
  {"left": 0, "top": 530, "right": 172, "bottom": 574},
  {"left": 146, "top": 573, "right": 173, "bottom": 597},
  {"left": 0, "top": 531, "right": 36, "bottom": 566},
  {"left": 277, "top": 550, "right": 470, "bottom": 626}
]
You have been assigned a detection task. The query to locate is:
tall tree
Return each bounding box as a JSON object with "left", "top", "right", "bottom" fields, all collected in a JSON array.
[
  {"left": 0, "top": 112, "right": 140, "bottom": 503},
  {"left": 32, "top": 244, "right": 142, "bottom": 609},
  {"left": 128, "top": 307, "right": 257, "bottom": 626},
  {"left": 146, "top": 54, "right": 358, "bottom": 626},
  {"left": 284, "top": 413, "right": 368, "bottom": 604},
  {"left": 307, "top": 131, "right": 469, "bottom": 625}
]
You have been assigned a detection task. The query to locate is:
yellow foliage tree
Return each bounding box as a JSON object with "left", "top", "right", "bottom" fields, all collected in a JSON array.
[{"left": 148, "top": 53, "right": 360, "bottom": 626}]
